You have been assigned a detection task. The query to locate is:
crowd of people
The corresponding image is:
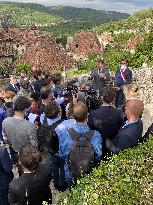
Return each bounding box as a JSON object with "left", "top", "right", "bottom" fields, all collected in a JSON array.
[{"left": 0, "top": 59, "right": 153, "bottom": 205}]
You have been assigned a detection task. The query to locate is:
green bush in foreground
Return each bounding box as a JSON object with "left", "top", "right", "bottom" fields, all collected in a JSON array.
[{"left": 58, "top": 136, "right": 153, "bottom": 205}]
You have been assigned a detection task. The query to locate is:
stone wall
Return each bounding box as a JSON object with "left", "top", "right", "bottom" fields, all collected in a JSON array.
[
  {"left": 132, "top": 66, "right": 153, "bottom": 134},
  {"left": 0, "top": 78, "right": 9, "bottom": 87}
]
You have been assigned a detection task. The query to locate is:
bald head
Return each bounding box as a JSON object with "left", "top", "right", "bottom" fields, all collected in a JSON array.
[
  {"left": 125, "top": 99, "right": 144, "bottom": 119},
  {"left": 73, "top": 102, "right": 88, "bottom": 123}
]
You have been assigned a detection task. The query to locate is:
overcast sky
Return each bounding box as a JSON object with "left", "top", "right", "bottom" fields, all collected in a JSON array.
[{"left": 1, "top": 0, "right": 153, "bottom": 13}]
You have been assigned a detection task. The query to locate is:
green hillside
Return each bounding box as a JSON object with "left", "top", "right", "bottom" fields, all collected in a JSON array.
[
  {"left": 0, "top": 2, "right": 63, "bottom": 27},
  {"left": 48, "top": 6, "right": 129, "bottom": 22},
  {"left": 93, "top": 8, "right": 153, "bottom": 35},
  {"left": 0, "top": 2, "right": 129, "bottom": 37},
  {"left": 45, "top": 6, "right": 129, "bottom": 37},
  {"left": 89, "top": 8, "right": 153, "bottom": 71}
]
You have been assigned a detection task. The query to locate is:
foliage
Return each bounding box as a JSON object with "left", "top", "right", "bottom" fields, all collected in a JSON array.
[
  {"left": 0, "top": 3, "right": 63, "bottom": 28},
  {"left": 0, "top": 66, "right": 11, "bottom": 75},
  {"left": 48, "top": 6, "right": 129, "bottom": 22},
  {"left": 132, "top": 32, "right": 153, "bottom": 67},
  {"left": 16, "top": 63, "right": 32, "bottom": 75},
  {"left": 103, "top": 47, "right": 133, "bottom": 71},
  {"left": 0, "top": 2, "right": 129, "bottom": 37},
  {"left": 55, "top": 35, "right": 67, "bottom": 47},
  {"left": 93, "top": 8, "right": 153, "bottom": 35},
  {"left": 66, "top": 53, "right": 101, "bottom": 78},
  {"left": 103, "top": 31, "right": 153, "bottom": 71},
  {"left": 46, "top": 6, "right": 129, "bottom": 37},
  {"left": 58, "top": 136, "right": 153, "bottom": 205}
]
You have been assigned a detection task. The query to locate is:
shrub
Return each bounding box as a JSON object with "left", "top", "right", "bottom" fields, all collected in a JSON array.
[
  {"left": 58, "top": 136, "right": 153, "bottom": 205},
  {"left": 16, "top": 63, "right": 32, "bottom": 75}
]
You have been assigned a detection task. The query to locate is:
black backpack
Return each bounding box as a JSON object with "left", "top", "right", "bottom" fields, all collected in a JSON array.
[
  {"left": 67, "top": 128, "right": 95, "bottom": 178},
  {"left": 37, "top": 116, "right": 63, "bottom": 153}
]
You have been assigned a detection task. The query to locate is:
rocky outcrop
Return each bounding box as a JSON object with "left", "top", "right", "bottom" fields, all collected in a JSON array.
[{"left": 132, "top": 66, "right": 153, "bottom": 134}]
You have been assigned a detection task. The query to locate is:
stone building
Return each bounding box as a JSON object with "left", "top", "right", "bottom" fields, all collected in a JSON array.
[
  {"left": 0, "top": 27, "right": 75, "bottom": 72},
  {"left": 14, "top": 35, "right": 75, "bottom": 72},
  {"left": 67, "top": 31, "right": 103, "bottom": 61}
]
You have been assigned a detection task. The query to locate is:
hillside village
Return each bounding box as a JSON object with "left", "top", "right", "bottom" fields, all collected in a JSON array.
[
  {"left": 1, "top": 3, "right": 153, "bottom": 75},
  {"left": 0, "top": 26, "right": 145, "bottom": 74}
]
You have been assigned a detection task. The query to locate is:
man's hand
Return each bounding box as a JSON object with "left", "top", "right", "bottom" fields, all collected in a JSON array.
[
  {"left": 115, "top": 87, "right": 120, "bottom": 91},
  {"left": 99, "top": 73, "right": 105, "bottom": 78}
]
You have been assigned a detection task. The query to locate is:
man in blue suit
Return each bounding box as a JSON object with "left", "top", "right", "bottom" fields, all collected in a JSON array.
[
  {"left": 107, "top": 99, "right": 144, "bottom": 154},
  {"left": 0, "top": 146, "right": 13, "bottom": 205},
  {"left": 6, "top": 75, "right": 20, "bottom": 94},
  {"left": 115, "top": 59, "right": 132, "bottom": 107}
]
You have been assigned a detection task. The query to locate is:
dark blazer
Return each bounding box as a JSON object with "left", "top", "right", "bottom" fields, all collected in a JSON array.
[
  {"left": 9, "top": 164, "right": 52, "bottom": 205},
  {"left": 88, "top": 106, "right": 124, "bottom": 140},
  {"left": 88, "top": 106, "right": 124, "bottom": 156},
  {"left": 111, "top": 119, "right": 143, "bottom": 153},
  {"left": 32, "top": 80, "right": 42, "bottom": 93},
  {"left": 115, "top": 67, "right": 132, "bottom": 87},
  {"left": 92, "top": 67, "right": 110, "bottom": 92},
  {"left": 6, "top": 83, "right": 20, "bottom": 94},
  {"left": 0, "top": 146, "right": 13, "bottom": 191}
]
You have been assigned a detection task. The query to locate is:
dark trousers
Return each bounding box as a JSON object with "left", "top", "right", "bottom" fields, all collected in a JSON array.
[
  {"left": 115, "top": 88, "right": 125, "bottom": 108},
  {"left": 0, "top": 188, "right": 9, "bottom": 205},
  {"left": 48, "top": 153, "right": 66, "bottom": 189},
  {"left": 9, "top": 146, "right": 18, "bottom": 165}
]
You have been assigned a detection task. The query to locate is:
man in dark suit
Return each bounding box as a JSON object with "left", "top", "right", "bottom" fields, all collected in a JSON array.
[
  {"left": 91, "top": 59, "right": 110, "bottom": 95},
  {"left": 8, "top": 145, "right": 52, "bottom": 205},
  {"left": 115, "top": 59, "right": 132, "bottom": 107},
  {"left": 108, "top": 99, "right": 144, "bottom": 154},
  {"left": 32, "top": 70, "right": 43, "bottom": 93},
  {"left": 6, "top": 75, "right": 20, "bottom": 94},
  {"left": 88, "top": 86, "right": 124, "bottom": 157},
  {"left": 0, "top": 146, "right": 14, "bottom": 205}
]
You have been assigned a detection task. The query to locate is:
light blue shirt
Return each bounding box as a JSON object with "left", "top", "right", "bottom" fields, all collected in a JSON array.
[
  {"left": 54, "top": 97, "right": 65, "bottom": 105},
  {"left": 57, "top": 123, "right": 102, "bottom": 183},
  {"left": 122, "top": 120, "right": 139, "bottom": 129},
  {"left": 55, "top": 119, "right": 76, "bottom": 135}
]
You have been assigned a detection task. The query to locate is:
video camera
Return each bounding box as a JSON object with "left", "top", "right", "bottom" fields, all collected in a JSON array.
[
  {"left": 80, "top": 89, "right": 100, "bottom": 112},
  {"left": 67, "top": 83, "right": 78, "bottom": 96},
  {"left": 65, "top": 79, "right": 101, "bottom": 112}
]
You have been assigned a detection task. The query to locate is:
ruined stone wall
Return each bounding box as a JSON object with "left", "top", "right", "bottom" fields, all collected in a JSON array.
[{"left": 132, "top": 66, "right": 153, "bottom": 134}]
